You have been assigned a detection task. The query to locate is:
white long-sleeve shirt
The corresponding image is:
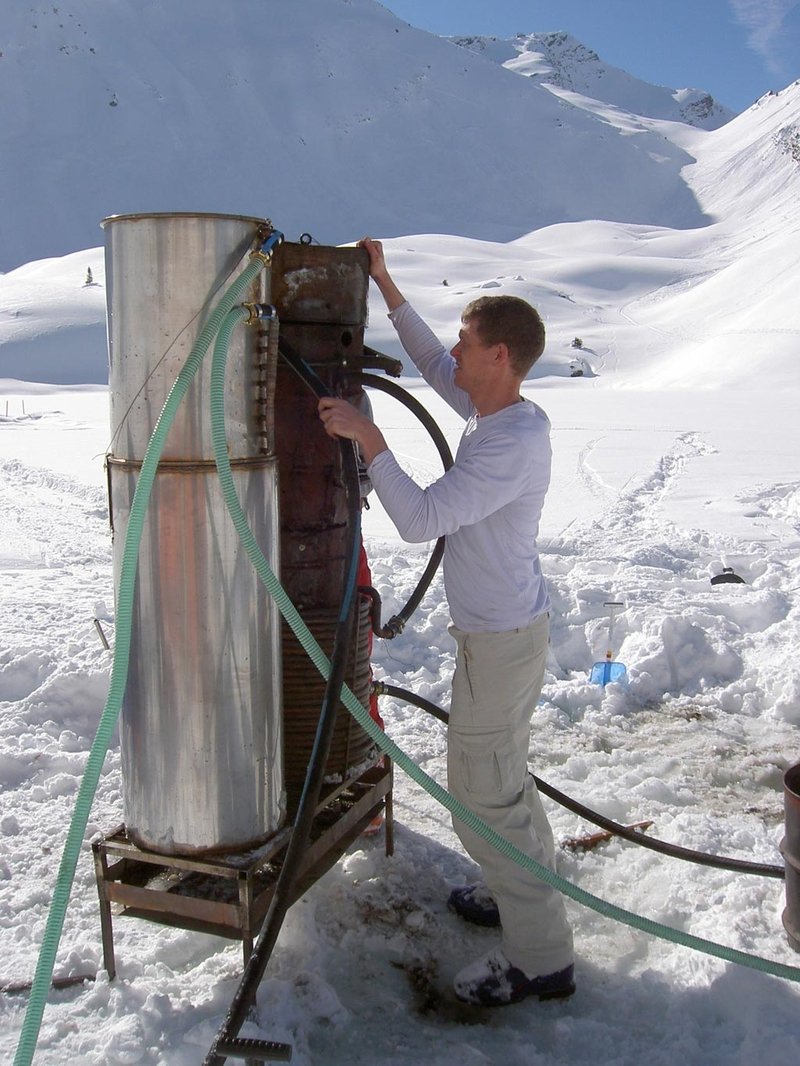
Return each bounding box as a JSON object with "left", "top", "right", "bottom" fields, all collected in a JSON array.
[{"left": 367, "top": 302, "right": 551, "bottom": 632}]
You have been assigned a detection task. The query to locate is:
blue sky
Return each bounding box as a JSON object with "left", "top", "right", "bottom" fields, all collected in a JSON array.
[{"left": 382, "top": 0, "right": 800, "bottom": 112}]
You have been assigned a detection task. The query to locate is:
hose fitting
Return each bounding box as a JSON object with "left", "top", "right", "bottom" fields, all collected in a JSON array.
[
  {"left": 241, "top": 302, "right": 278, "bottom": 326},
  {"left": 382, "top": 615, "right": 405, "bottom": 639},
  {"left": 250, "top": 229, "right": 284, "bottom": 265}
]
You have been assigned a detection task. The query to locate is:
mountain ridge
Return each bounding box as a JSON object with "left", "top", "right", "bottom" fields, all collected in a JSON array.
[{"left": 449, "top": 30, "right": 735, "bottom": 129}]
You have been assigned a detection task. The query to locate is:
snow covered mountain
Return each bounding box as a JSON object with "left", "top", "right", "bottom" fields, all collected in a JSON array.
[
  {"left": 2, "top": 1, "right": 799, "bottom": 389},
  {"left": 0, "top": 0, "right": 729, "bottom": 272},
  {"left": 450, "top": 31, "right": 735, "bottom": 129},
  {"left": 3, "top": 77, "right": 799, "bottom": 388}
]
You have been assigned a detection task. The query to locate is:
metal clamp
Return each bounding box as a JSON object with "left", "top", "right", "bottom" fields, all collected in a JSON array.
[
  {"left": 249, "top": 229, "right": 284, "bottom": 265},
  {"left": 241, "top": 302, "right": 278, "bottom": 326}
]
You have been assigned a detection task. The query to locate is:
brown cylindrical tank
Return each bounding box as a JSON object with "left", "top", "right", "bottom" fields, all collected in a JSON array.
[{"left": 271, "top": 243, "right": 378, "bottom": 812}]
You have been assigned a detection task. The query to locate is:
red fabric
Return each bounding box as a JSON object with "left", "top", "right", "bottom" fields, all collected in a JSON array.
[{"left": 358, "top": 541, "right": 384, "bottom": 730}]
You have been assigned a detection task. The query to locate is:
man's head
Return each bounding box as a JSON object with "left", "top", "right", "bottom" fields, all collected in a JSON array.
[{"left": 461, "top": 295, "right": 545, "bottom": 378}]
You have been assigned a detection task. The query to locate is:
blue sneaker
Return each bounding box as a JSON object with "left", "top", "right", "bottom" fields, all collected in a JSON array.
[
  {"left": 447, "top": 883, "right": 501, "bottom": 928},
  {"left": 454, "top": 948, "right": 575, "bottom": 1006}
]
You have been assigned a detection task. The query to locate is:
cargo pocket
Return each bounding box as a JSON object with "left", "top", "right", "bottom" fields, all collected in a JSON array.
[{"left": 457, "top": 732, "right": 520, "bottom": 799}]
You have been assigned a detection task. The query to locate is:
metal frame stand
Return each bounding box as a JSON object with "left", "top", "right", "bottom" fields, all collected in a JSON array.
[{"left": 92, "top": 759, "right": 392, "bottom": 979}]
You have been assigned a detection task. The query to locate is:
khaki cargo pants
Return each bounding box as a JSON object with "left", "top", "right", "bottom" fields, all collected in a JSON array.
[{"left": 447, "top": 613, "right": 574, "bottom": 976}]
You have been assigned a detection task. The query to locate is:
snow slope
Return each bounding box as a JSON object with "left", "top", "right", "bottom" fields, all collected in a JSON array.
[
  {"left": 3, "top": 81, "right": 799, "bottom": 389},
  {"left": 0, "top": 0, "right": 715, "bottom": 272}
]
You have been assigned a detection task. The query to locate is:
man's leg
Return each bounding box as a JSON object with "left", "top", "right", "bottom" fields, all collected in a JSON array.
[{"left": 447, "top": 615, "right": 573, "bottom": 978}]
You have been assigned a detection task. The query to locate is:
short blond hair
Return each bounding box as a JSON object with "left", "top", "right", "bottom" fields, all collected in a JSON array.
[{"left": 462, "top": 295, "right": 545, "bottom": 376}]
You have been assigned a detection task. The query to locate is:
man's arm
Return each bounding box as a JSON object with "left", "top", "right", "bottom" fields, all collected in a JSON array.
[
  {"left": 359, "top": 237, "right": 405, "bottom": 311},
  {"left": 368, "top": 428, "right": 539, "bottom": 543},
  {"left": 359, "top": 236, "right": 471, "bottom": 409}
]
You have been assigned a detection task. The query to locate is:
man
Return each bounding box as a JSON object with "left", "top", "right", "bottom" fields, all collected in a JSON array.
[{"left": 318, "top": 238, "right": 574, "bottom": 1007}]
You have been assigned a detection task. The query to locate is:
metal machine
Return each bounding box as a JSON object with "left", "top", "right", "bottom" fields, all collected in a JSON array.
[{"left": 94, "top": 214, "right": 392, "bottom": 993}]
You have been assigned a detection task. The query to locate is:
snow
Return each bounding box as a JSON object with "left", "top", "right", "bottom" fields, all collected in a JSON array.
[
  {"left": 3, "top": 4, "right": 800, "bottom": 1064},
  {"left": 1, "top": 0, "right": 724, "bottom": 273},
  {"left": 449, "top": 31, "right": 735, "bottom": 129}
]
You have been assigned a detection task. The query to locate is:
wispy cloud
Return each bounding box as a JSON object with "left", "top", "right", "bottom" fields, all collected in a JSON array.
[{"left": 729, "top": 0, "right": 799, "bottom": 78}]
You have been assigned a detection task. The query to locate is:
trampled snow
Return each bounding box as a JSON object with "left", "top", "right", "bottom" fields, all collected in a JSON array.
[{"left": 2, "top": 4, "right": 800, "bottom": 1065}]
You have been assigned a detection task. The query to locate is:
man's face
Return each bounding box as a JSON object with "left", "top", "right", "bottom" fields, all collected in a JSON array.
[{"left": 451, "top": 318, "right": 498, "bottom": 394}]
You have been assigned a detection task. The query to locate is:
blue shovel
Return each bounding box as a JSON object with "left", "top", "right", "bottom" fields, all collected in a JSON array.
[{"left": 590, "top": 601, "right": 627, "bottom": 686}]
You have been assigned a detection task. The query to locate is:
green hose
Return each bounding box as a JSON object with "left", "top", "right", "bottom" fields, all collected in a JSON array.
[
  {"left": 236, "top": 523, "right": 800, "bottom": 982},
  {"left": 13, "top": 253, "right": 270, "bottom": 1066}
]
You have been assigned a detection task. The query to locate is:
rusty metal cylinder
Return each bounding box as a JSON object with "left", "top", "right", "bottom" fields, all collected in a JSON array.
[
  {"left": 281, "top": 600, "right": 374, "bottom": 812},
  {"left": 103, "top": 212, "right": 284, "bottom": 856},
  {"left": 781, "top": 762, "right": 800, "bottom": 951},
  {"left": 271, "top": 243, "right": 379, "bottom": 810}
]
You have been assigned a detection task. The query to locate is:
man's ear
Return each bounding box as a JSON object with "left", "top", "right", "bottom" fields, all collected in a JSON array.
[{"left": 494, "top": 341, "right": 511, "bottom": 366}]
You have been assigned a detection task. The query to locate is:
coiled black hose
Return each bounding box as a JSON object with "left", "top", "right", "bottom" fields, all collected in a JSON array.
[
  {"left": 356, "top": 372, "right": 454, "bottom": 638},
  {"left": 376, "top": 682, "right": 785, "bottom": 880}
]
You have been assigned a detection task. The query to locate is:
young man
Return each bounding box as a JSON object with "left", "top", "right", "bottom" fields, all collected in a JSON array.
[{"left": 318, "top": 238, "right": 574, "bottom": 1007}]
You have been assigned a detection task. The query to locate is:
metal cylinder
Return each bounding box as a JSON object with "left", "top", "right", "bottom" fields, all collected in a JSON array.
[
  {"left": 103, "top": 212, "right": 284, "bottom": 855},
  {"left": 781, "top": 762, "right": 800, "bottom": 951},
  {"left": 281, "top": 600, "right": 374, "bottom": 815},
  {"left": 269, "top": 243, "right": 379, "bottom": 811}
]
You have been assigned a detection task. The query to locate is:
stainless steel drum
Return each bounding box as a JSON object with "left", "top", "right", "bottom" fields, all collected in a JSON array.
[{"left": 103, "top": 212, "right": 284, "bottom": 855}]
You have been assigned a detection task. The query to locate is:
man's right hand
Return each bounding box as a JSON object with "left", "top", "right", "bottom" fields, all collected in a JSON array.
[
  {"left": 358, "top": 237, "right": 406, "bottom": 311},
  {"left": 359, "top": 237, "right": 386, "bottom": 277},
  {"left": 318, "top": 397, "right": 389, "bottom": 464}
]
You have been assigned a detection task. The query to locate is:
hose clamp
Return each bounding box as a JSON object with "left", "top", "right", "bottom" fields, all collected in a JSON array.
[
  {"left": 241, "top": 302, "right": 278, "bottom": 326},
  {"left": 250, "top": 229, "right": 284, "bottom": 265}
]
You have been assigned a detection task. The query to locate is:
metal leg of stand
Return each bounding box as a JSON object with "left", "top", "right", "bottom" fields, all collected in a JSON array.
[
  {"left": 239, "top": 870, "right": 255, "bottom": 967},
  {"left": 91, "top": 842, "right": 117, "bottom": 980},
  {"left": 384, "top": 762, "right": 394, "bottom": 857}
]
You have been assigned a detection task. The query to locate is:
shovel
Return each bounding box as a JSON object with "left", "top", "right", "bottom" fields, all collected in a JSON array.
[{"left": 590, "top": 600, "right": 627, "bottom": 686}]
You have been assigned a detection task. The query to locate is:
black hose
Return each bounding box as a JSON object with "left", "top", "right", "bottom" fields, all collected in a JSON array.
[
  {"left": 535, "top": 775, "right": 784, "bottom": 880},
  {"left": 377, "top": 683, "right": 785, "bottom": 881},
  {"left": 205, "top": 344, "right": 364, "bottom": 1066},
  {"left": 356, "top": 373, "right": 454, "bottom": 638},
  {"left": 375, "top": 682, "right": 447, "bottom": 725}
]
